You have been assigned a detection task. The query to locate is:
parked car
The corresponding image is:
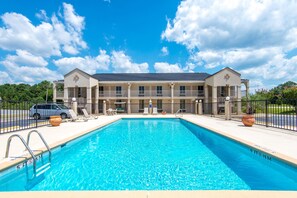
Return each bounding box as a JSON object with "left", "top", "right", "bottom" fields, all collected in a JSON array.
[{"left": 29, "top": 103, "right": 71, "bottom": 119}]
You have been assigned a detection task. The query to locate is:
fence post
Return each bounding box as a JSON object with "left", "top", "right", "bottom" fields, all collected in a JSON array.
[
  {"left": 265, "top": 100, "right": 268, "bottom": 127},
  {"left": 35, "top": 102, "right": 38, "bottom": 128}
]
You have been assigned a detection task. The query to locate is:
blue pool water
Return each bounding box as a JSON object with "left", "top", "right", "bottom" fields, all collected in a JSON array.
[{"left": 1, "top": 118, "right": 297, "bottom": 190}]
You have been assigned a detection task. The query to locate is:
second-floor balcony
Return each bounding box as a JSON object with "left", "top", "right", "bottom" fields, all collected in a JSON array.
[
  {"left": 174, "top": 90, "right": 204, "bottom": 97},
  {"left": 130, "top": 90, "right": 171, "bottom": 97},
  {"left": 99, "top": 90, "right": 128, "bottom": 98},
  {"left": 56, "top": 91, "right": 64, "bottom": 98}
]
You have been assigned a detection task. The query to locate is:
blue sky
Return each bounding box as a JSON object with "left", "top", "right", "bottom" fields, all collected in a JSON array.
[{"left": 0, "top": 0, "right": 297, "bottom": 92}]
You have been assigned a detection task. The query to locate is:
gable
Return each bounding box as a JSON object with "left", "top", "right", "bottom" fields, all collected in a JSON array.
[
  {"left": 64, "top": 69, "right": 98, "bottom": 87},
  {"left": 205, "top": 67, "right": 241, "bottom": 86}
]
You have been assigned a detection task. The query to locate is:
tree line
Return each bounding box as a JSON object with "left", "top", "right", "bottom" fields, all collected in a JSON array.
[
  {"left": 249, "top": 81, "right": 297, "bottom": 106},
  {"left": 0, "top": 81, "right": 53, "bottom": 103}
]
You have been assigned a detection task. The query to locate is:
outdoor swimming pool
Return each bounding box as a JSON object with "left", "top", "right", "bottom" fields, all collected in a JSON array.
[{"left": 1, "top": 118, "right": 297, "bottom": 191}]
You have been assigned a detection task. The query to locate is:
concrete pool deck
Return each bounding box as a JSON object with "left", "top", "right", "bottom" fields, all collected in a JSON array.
[{"left": 1, "top": 114, "right": 297, "bottom": 197}]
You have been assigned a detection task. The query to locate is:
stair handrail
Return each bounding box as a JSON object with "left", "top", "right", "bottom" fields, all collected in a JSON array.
[
  {"left": 5, "top": 134, "right": 37, "bottom": 173},
  {"left": 27, "top": 130, "right": 52, "bottom": 162}
]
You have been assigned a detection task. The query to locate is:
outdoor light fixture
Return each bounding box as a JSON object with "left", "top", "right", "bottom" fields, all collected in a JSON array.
[
  {"left": 72, "top": 97, "right": 76, "bottom": 102},
  {"left": 226, "top": 96, "right": 230, "bottom": 101}
]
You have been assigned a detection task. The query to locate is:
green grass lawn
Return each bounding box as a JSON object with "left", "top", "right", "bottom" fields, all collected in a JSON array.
[{"left": 267, "top": 104, "right": 296, "bottom": 114}]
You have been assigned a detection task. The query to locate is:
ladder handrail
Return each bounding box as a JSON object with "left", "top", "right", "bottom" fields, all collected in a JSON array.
[
  {"left": 27, "top": 130, "right": 52, "bottom": 162},
  {"left": 175, "top": 109, "right": 183, "bottom": 117},
  {"left": 5, "top": 134, "right": 37, "bottom": 173}
]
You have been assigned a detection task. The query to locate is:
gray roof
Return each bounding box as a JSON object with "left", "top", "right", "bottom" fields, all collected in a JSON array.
[{"left": 91, "top": 73, "right": 210, "bottom": 82}]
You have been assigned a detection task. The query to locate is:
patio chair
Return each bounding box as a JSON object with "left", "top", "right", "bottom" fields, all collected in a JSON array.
[
  {"left": 152, "top": 107, "right": 158, "bottom": 115},
  {"left": 143, "top": 107, "right": 149, "bottom": 115},
  {"left": 82, "top": 108, "right": 98, "bottom": 120},
  {"left": 107, "top": 108, "right": 117, "bottom": 116},
  {"left": 68, "top": 109, "right": 88, "bottom": 122}
]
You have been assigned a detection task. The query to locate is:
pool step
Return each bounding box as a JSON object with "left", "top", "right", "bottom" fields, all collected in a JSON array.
[{"left": 36, "top": 163, "right": 51, "bottom": 177}]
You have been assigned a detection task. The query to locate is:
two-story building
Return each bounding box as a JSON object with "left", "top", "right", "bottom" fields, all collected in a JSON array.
[{"left": 53, "top": 67, "right": 249, "bottom": 115}]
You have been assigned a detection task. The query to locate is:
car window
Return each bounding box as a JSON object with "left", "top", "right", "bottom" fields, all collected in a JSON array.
[
  {"left": 36, "top": 105, "right": 45, "bottom": 109},
  {"left": 57, "top": 104, "right": 69, "bottom": 109},
  {"left": 52, "top": 105, "right": 59, "bottom": 109},
  {"left": 45, "top": 105, "right": 51, "bottom": 109}
]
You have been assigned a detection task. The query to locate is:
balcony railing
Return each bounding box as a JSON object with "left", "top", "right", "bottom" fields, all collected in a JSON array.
[
  {"left": 99, "top": 90, "right": 128, "bottom": 98},
  {"left": 98, "top": 89, "right": 204, "bottom": 98},
  {"left": 56, "top": 91, "right": 64, "bottom": 98},
  {"left": 173, "top": 90, "right": 204, "bottom": 97}
]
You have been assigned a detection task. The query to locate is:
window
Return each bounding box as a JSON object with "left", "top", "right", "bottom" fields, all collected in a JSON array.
[
  {"left": 78, "top": 87, "right": 82, "bottom": 97},
  {"left": 157, "top": 100, "right": 162, "bottom": 110},
  {"left": 99, "top": 86, "right": 104, "bottom": 96},
  {"left": 180, "top": 99, "right": 186, "bottom": 112},
  {"left": 218, "top": 87, "right": 226, "bottom": 97},
  {"left": 139, "top": 100, "right": 144, "bottom": 110},
  {"left": 139, "top": 86, "right": 144, "bottom": 96},
  {"left": 156, "top": 86, "right": 162, "bottom": 96},
  {"left": 116, "top": 86, "right": 122, "bottom": 96},
  {"left": 230, "top": 86, "right": 236, "bottom": 96},
  {"left": 198, "top": 86, "right": 204, "bottom": 96},
  {"left": 180, "top": 86, "right": 185, "bottom": 96}
]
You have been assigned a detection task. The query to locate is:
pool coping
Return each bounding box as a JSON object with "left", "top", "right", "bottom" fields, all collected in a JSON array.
[
  {"left": 1, "top": 190, "right": 297, "bottom": 198},
  {"left": 181, "top": 117, "right": 297, "bottom": 168}
]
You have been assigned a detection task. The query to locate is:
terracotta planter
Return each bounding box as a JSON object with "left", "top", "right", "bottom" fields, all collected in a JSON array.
[
  {"left": 162, "top": 111, "right": 166, "bottom": 115},
  {"left": 50, "top": 115, "right": 62, "bottom": 127},
  {"left": 242, "top": 114, "right": 255, "bottom": 127}
]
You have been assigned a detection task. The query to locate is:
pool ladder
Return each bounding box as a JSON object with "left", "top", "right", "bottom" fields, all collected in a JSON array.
[
  {"left": 5, "top": 130, "right": 52, "bottom": 178},
  {"left": 175, "top": 109, "right": 183, "bottom": 117}
]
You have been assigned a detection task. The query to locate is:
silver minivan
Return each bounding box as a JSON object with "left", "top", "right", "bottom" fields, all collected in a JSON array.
[{"left": 29, "top": 103, "right": 71, "bottom": 119}]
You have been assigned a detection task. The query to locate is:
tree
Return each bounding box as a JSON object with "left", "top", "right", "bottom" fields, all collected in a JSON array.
[{"left": 283, "top": 87, "right": 297, "bottom": 113}]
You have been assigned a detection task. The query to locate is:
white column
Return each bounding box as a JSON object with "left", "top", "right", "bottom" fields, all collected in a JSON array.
[
  {"left": 53, "top": 82, "right": 57, "bottom": 102},
  {"left": 237, "top": 85, "right": 242, "bottom": 114},
  {"left": 227, "top": 85, "right": 231, "bottom": 97},
  {"left": 212, "top": 86, "right": 217, "bottom": 115},
  {"left": 170, "top": 83, "right": 174, "bottom": 114},
  {"left": 195, "top": 100, "right": 198, "bottom": 114},
  {"left": 204, "top": 84, "right": 208, "bottom": 113},
  {"left": 128, "top": 83, "right": 131, "bottom": 114},
  {"left": 64, "top": 87, "right": 69, "bottom": 106},
  {"left": 95, "top": 85, "right": 99, "bottom": 114},
  {"left": 86, "top": 87, "right": 92, "bottom": 114},
  {"left": 246, "top": 81, "right": 250, "bottom": 99}
]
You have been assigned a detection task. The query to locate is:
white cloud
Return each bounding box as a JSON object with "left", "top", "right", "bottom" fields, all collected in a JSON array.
[
  {"left": 1, "top": 57, "right": 61, "bottom": 83},
  {"left": 154, "top": 62, "right": 183, "bottom": 73},
  {"left": 53, "top": 50, "right": 110, "bottom": 74},
  {"left": 111, "top": 51, "right": 149, "bottom": 73},
  {"left": 162, "top": 0, "right": 297, "bottom": 88},
  {"left": 35, "top": 10, "right": 49, "bottom": 22},
  {"left": 0, "top": 3, "right": 86, "bottom": 57},
  {"left": 63, "top": 3, "right": 85, "bottom": 33},
  {"left": 240, "top": 55, "right": 297, "bottom": 81},
  {"left": 5, "top": 50, "right": 48, "bottom": 67},
  {"left": 0, "top": 71, "right": 13, "bottom": 84},
  {"left": 161, "top": 47, "right": 169, "bottom": 56}
]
